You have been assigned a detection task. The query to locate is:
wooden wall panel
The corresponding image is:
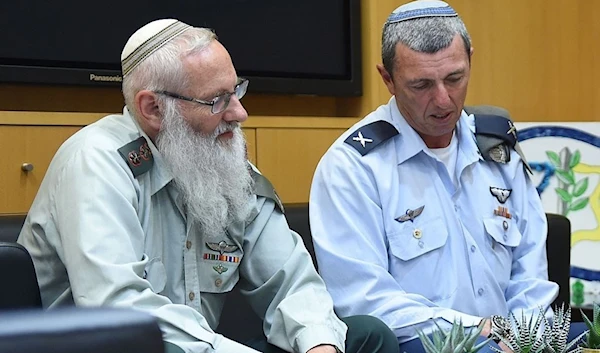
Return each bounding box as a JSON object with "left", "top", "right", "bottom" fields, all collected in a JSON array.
[
  {"left": 0, "top": 125, "right": 81, "bottom": 213},
  {"left": 255, "top": 128, "right": 346, "bottom": 203},
  {"left": 243, "top": 128, "right": 256, "bottom": 165},
  {"left": 450, "top": 0, "right": 600, "bottom": 122}
]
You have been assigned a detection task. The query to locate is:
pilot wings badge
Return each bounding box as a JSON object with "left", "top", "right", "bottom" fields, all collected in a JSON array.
[
  {"left": 395, "top": 205, "right": 425, "bottom": 223},
  {"left": 206, "top": 241, "right": 239, "bottom": 255},
  {"left": 489, "top": 186, "right": 512, "bottom": 204}
]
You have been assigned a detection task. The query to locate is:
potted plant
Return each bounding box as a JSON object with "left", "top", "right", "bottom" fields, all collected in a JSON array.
[
  {"left": 544, "top": 304, "right": 587, "bottom": 353},
  {"left": 418, "top": 319, "right": 491, "bottom": 353},
  {"left": 579, "top": 303, "right": 600, "bottom": 353},
  {"left": 492, "top": 310, "right": 547, "bottom": 353}
]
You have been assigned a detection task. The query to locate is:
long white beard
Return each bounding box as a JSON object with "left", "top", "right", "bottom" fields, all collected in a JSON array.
[{"left": 156, "top": 111, "right": 254, "bottom": 239}]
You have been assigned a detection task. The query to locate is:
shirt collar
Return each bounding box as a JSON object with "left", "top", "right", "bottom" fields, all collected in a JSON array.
[
  {"left": 388, "top": 97, "right": 482, "bottom": 165},
  {"left": 123, "top": 107, "right": 173, "bottom": 195},
  {"left": 389, "top": 97, "right": 434, "bottom": 165}
]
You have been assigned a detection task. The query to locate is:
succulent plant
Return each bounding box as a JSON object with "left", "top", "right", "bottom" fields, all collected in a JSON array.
[
  {"left": 544, "top": 304, "right": 587, "bottom": 353},
  {"left": 491, "top": 310, "right": 546, "bottom": 353},
  {"left": 418, "top": 319, "right": 491, "bottom": 353},
  {"left": 580, "top": 303, "right": 600, "bottom": 350}
]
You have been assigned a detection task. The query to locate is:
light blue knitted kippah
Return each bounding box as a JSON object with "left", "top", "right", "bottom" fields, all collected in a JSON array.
[{"left": 386, "top": 0, "right": 457, "bottom": 24}]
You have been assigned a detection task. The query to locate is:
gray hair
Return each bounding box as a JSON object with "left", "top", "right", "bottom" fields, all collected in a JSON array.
[
  {"left": 122, "top": 27, "right": 217, "bottom": 119},
  {"left": 381, "top": 16, "right": 471, "bottom": 78}
]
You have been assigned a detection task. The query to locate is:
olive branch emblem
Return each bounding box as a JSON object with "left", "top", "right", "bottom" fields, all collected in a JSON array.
[{"left": 546, "top": 148, "right": 589, "bottom": 216}]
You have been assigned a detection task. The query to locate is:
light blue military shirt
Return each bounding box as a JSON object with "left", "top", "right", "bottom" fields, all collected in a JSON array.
[{"left": 309, "top": 98, "right": 558, "bottom": 343}]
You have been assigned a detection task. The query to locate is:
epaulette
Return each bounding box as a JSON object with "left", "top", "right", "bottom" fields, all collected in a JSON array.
[
  {"left": 474, "top": 114, "right": 533, "bottom": 175},
  {"left": 344, "top": 121, "right": 399, "bottom": 156},
  {"left": 117, "top": 136, "right": 154, "bottom": 177},
  {"left": 249, "top": 168, "right": 284, "bottom": 214}
]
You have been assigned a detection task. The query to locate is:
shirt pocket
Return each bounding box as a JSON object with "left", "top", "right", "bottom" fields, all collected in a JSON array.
[
  {"left": 483, "top": 217, "right": 521, "bottom": 289},
  {"left": 387, "top": 217, "right": 455, "bottom": 303},
  {"left": 483, "top": 217, "right": 522, "bottom": 248},
  {"left": 388, "top": 217, "right": 448, "bottom": 260},
  {"left": 143, "top": 256, "right": 167, "bottom": 294},
  {"left": 198, "top": 247, "right": 243, "bottom": 294}
]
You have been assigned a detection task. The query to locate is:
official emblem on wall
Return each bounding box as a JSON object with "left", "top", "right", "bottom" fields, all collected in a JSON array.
[{"left": 517, "top": 122, "right": 600, "bottom": 308}]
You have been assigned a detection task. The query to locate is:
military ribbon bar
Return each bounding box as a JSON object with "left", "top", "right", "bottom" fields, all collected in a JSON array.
[{"left": 203, "top": 253, "right": 240, "bottom": 263}]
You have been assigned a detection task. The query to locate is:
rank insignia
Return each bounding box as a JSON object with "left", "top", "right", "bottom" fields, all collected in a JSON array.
[
  {"left": 493, "top": 206, "right": 512, "bottom": 219},
  {"left": 352, "top": 131, "right": 373, "bottom": 148},
  {"left": 489, "top": 186, "right": 512, "bottom": 204},
  {"left": 117, "top": 136, "right": 154, "bottom": 177},
  {"left": 506, "top": 120, "right": 518, "bottom": 140},
  {"left": 344, "top": 121, "right": 399, "bottom": 156},
  {"left": 395, "top": 205, "right": 425, "bottom": 223},
  {"left": 213, "top": 264, "right": 228, "bottom": 274},
  {"left": 206, "top": 241, "right": 238, "bottom": 255}
]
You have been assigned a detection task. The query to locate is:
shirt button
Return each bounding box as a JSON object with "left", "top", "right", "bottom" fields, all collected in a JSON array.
[
  {"left": 471, "top": 245, "right": 476, "bottom": 253},
  {"left": 186, "top": 241, "right": 192, "bottom": 249},
  {"left": 454, "top": 205, "right": 460, "bottom": 212},
  {"left": 478, "top": 288, "right": 484, "bottom": 296},
  {"left": 215, "top": 278, "right": 223, "bottom": 287},
  {"left": 418, "top": 240, "right": 424, "bottom": 248},
  {"left": 188, "top": 291, "right": 195, "bottom": 301},
  {"left": 413, "top": 229, "right": 422, "bottom": 239},
  {"left": 503, "top": 220, "right": 509, "bottom": 231}
]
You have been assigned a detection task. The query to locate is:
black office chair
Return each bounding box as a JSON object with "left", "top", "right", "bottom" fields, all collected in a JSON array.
[
  {"left": 545, "top": 213, "right": 571, "bottom": 308},
  {"left": 0, "top": 242, "right": 42, "bottom": 309},
  {"left": 0, "top": 307, "right": 165, "bottom": 353},
  {"left": 0, "top": 214, "right": 26, "bottom": 243}
]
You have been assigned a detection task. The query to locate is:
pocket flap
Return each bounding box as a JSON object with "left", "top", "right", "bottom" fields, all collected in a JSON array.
[
  {"left": 388, "top": 217, "right": 448, "bottom": 261},
  {"left": 144, "top": 257, "right": 167, "bottom": 294},
  {"left": 198, "top": 262, "right": 240, "bottom": 294},
  {"left": 483, "top": 217, "right": 521, "bottom": 247}
]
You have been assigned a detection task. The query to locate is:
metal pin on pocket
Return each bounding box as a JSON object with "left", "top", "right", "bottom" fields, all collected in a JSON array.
[
  {"left": 413, "top": 229, "right": 422, "bottom": 239},
  {"left": 502, "top": 220, "right": 509, "bottom": 231}
]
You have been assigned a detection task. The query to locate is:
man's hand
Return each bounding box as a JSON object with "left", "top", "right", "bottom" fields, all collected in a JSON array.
[
  {"left": 498, "top": 342, "right": 514, "bottom": 353},
  {"left": 480, "top": 318, "right": 513, "bottom": 353},
  {"left": 480, "top": 318, "right": 492, "bottom": 338},
  {"left": 307, "top": 344, "right": 338, "bottom": 353}
]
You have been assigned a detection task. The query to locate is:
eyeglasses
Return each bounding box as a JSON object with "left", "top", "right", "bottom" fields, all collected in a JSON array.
[{"left": 155, "top": 78, "right": 249, "bottom": 115}]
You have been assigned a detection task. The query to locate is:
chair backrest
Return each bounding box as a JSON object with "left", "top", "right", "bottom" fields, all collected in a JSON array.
[
  {"left": 0, "top": 307, "right": 165, "bottom": 353},
  {"left": 0, "top": 214, "right": 26, "bottom": 243},
  {"left": 545, "top": 213, "right": 571, "bottom": 307},
  {"left": 0, "top": 242, "right": 42, "bottom": 309}
]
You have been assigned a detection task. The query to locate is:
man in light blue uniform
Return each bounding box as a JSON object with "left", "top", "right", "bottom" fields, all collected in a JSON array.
[{"left": 309, "top": 1, "right": 586, "bottom": 352}]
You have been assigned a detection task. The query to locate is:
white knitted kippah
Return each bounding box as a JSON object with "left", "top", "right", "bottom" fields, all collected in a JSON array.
[
  {"left": 386, "top": 0, "right": 457, "bottom": 24},
  {"left": 121, "top": 19, "right": 192, "bottom": 76}
]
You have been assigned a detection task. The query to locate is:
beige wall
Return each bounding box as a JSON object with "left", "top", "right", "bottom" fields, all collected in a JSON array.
[{"left": 1, "top": 0, "right": 599, "bottom": 212}]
